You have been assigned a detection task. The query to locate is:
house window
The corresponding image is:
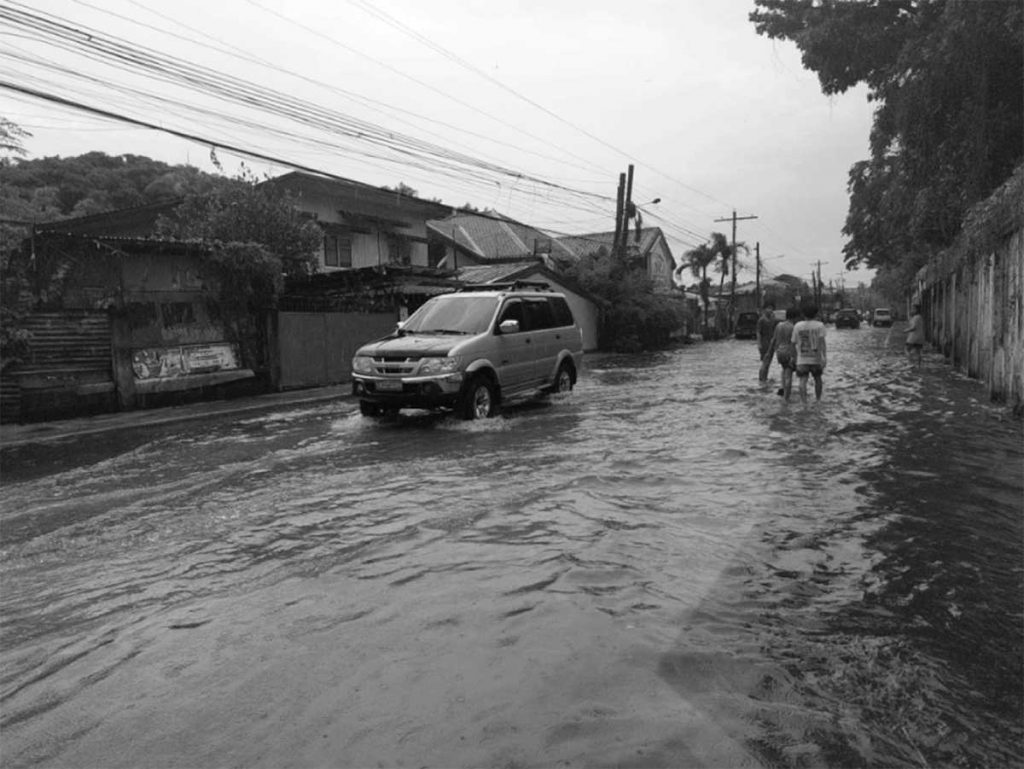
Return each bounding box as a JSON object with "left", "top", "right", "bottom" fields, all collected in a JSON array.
[
  {"left": 324, "top": 232, "right": 352, "bottom": 268},
  {"left": 386, "top": 234, "right": 411, "bottom": 265},
  {"left": 427, "top": 240, "right": 446, "bottom": 268}
]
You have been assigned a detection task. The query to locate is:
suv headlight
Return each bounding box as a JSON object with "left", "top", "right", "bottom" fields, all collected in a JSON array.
[
  {"left": 418, "top": 356, "right": 461, "bottom": 375},
  {"left": 352, "top": 355, "right": 374, "bottom": 374}
]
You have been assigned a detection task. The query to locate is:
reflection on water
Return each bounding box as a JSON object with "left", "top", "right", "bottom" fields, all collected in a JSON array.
[{"left": 1, "top": 328, "right": 1020, "bottom": 768}]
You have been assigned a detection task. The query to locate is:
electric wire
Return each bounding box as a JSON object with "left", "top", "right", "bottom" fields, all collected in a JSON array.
[{"left": 3, "top": 0, "right": 729, "bottom": 264}]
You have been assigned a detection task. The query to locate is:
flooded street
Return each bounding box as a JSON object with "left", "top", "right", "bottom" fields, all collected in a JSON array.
[{"left": 1, "top": 325, "right": 1021, "bottom": 769}]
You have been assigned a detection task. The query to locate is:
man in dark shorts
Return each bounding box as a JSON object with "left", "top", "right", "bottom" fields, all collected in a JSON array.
[
  {"left": 770, "top": 307, "right": 799, "bottom": 400},
  {"left": 756, "top": 303, "right": 777, "bottom": 381}
]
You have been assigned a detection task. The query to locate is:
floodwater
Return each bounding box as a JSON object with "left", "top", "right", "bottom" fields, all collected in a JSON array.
[{"left": 1, "top": 326, "right": 1021, "bottom": 769}]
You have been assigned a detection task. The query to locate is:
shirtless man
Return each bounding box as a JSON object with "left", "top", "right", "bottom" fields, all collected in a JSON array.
[{"left": 792, "top": 304, "right": 827, "bottom": 402}]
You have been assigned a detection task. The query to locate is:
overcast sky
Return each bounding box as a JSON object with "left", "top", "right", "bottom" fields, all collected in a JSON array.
[{"left": 3, "top": 0, "right": 877, "bottom": 289}]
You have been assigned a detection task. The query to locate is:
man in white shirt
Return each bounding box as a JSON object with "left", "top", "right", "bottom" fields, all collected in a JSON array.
[{"left": 791, "top": 304, "right": 827, "bottom": 402}]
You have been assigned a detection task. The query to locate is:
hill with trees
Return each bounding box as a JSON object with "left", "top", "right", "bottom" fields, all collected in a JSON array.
[{"left": 0, "top": 149, "right": 221, "bottom": 223}]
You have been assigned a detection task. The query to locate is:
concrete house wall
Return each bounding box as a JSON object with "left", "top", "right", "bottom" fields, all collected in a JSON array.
[{"left": 265, "top": 173, "right": 451, "bottom": 273}]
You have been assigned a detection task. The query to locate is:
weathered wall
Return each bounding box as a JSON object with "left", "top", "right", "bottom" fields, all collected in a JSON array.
[
  {"left": 275, "top": 311, "right": 396, "bottom": 389},
  {"left": 914, "top": 169, "right": 1024, "bottom": 412}
]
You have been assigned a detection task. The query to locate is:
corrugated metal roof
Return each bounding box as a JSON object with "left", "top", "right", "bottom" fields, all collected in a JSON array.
[
  {"left": 428, "top": 211, "right": 575, "bottom": 261},
  {"left": 556, "top": 227, "right": 665, "bottom": 258},
  {"left": 455, "top": 261, "right": 538, "bottom": 284}
]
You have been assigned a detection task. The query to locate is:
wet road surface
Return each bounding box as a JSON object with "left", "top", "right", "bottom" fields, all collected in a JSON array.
[{"left": 1, "top": 325, "right": 1021, "bottom": 768}]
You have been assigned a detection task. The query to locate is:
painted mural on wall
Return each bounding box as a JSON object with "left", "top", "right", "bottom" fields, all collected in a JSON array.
[{"left": 132, "top": 343, "right": 241, "bottom": 381}]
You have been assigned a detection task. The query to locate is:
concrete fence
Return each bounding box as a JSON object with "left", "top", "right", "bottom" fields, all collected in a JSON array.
[{"left": 914, "top": 170, "right": 1024, "bottom": 413}]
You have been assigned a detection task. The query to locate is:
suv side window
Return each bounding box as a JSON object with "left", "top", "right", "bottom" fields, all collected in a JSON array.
[
  {"left": 549, "top": 297, "right": 574, "bottom": 327},
  {"left": 497, "top": 299, "right": 524, "bottom": 331},
  {"left": 524, "top": 297, "right": 555, "bottom": 331}
]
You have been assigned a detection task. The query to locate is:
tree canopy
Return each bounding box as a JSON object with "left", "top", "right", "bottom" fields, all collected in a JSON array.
[
  {"left": 156, "top": 171, "right": 322, "bottom": 281},
  {"left": 750, "top": 0, "right": 1023, "bottom": 271},
  {"left": 564, "top": 246, "right": 689, "bottom": 352},
  {"left": 0, "top": 147, "right": 221, "bottom": 220}
]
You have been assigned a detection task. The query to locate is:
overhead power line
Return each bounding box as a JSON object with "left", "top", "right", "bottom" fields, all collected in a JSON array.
[{"left": 343, "top": 0, "right": 737, "bottom": 212}]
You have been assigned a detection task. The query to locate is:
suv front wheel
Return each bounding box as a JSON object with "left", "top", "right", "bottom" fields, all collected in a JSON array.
[
  {"left": 460, "top": 375, "right": 497, "bottom": 420},
  {"left": 550, "top": 362, "right": 574, "bottom": 393}
]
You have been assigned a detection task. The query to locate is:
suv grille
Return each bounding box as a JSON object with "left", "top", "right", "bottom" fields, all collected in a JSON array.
[{"left": 373, "top": 356, "right": 419, "bottom": 375}]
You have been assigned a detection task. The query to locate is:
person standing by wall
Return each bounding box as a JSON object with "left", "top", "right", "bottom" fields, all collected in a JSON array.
[
  {"left": 905, "top": 303, "right": 925, "bottom": 369},
  {"left": 756, "top": 303, "right": 777, "bottom": 381},
  {"left": 792, "top": 303, "right": 827, "bottom": 402}
]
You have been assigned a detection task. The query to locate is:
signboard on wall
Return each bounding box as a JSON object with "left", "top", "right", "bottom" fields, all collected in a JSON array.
[{"left": 132, "top": 343, "right": 241, "bottom": 381}]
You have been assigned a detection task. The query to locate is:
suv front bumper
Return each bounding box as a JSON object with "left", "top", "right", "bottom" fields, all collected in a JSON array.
[{"left": 352, "top": 373, "right": 465, "bottom": 410}]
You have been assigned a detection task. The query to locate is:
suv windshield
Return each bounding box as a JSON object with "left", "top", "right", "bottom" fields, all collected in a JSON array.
[{"left": 402, "top": 295, "right": 499, "bottom": 335}]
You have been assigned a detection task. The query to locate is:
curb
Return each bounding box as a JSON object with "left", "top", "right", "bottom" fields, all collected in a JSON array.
[{"left": 0, "top": 387, "right": 354, "bottom": 449}]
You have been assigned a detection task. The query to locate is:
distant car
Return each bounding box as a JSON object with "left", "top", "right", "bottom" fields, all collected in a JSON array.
[
  {"left": 734, "top": 312, "right": 759, "bottom": 340},
  {"left": 872, "top": 308, "right": 893, "bottom": 327},
  {"left": 834, "top": 308, "right": 861, "bottom": 329}
]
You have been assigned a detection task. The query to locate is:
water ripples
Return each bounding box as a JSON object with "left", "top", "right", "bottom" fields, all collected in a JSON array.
[{"left": 1, "top": 329, "right": 1020, "bottom": 768}]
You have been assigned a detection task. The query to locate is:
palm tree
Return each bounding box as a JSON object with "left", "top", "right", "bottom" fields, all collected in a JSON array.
[
  {"left": 708, "top": 232, "right": 750, "bottom": 331},
  {"left": 677, "top": 242, "right": 716, "bottom": 334},
  {"left": 709, "top": 232, "right": 731, "bottom": 311}
]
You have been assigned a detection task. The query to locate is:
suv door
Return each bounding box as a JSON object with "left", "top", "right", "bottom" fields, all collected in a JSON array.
[
  {"left": 523, "top": 296, "right": 559, "bottom": 382},
  {"left": 493, "top": 298, "right": 536, "bottom": 393}
]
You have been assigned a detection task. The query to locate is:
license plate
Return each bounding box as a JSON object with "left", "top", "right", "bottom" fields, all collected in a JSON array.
[{"left": 375, "top": 379, "right": 403, "bottom": 392}]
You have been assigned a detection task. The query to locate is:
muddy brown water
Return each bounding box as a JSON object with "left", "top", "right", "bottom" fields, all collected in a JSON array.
[{"left": 1, "top": 326, "right": 1021, "bottom": 768}]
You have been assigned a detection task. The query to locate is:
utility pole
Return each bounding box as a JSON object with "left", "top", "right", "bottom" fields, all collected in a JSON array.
[
  {"left": 754, "top": 242, "right": 761, "bottom": 308},
  {"left": 816, "top": 260, "right": 824, "bottom": 307},
  {"left": 620, "top": 164, "right": 635, "bottom": 257},
  {"left": 714, "top": 210, "right": 758, "bottom": 329},
  {"left": 613, "top": 172, "right": 625, "bottom": 258}
]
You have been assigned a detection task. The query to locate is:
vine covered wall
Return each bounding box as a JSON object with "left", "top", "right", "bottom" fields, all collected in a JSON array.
[{"left": 914, "top": 166, "right": 1024, "bottom": 413}]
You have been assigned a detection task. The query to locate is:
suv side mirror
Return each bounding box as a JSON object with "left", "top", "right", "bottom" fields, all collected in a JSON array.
[{"left": 498, "top": 319, "right": 520, "bottom": 334}]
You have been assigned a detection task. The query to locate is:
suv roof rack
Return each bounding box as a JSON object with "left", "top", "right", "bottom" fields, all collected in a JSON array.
[{"left": 456, "top": 280, "right": 552, "bottom": 293}]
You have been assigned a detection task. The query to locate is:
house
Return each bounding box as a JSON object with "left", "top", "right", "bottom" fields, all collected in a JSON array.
[
  {"left": 427, "top": 210, "right": 577, "bottom": 270},
  {"left": 555, "top": 227, "right": 677, "bottom": 294},
  {"left": 262, "top": 172, "right": 452, "bottom": 272},
  {"left": 1, "top": 233, "right": 254, "bottom": 422},
  {"left": 7, "top": 172, "right": 465, "bottom": 407},
  {"left": 34, "top": 171, "right": 456, "bottom": 275},
  {"left": 453, "top": 260, "right": 602, "bottom": 352}
]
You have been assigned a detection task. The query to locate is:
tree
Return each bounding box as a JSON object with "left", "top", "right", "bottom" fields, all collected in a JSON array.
[
  {"left": 1, "top": 117, "right": 30, "bottom": 160},
  {"left": 677, "top": 242, "right": 716, "bottom": 334},
  {"left": 0, "top": 151, "right": 221, "bottom": 219},
  {"left": 157, "top": 173, "right": 321, "bottom": 280},
  {"left": 155, "top": 171, "right": 322, "bottom": 371},
  {"left": 565, "top": 247, "right": 689, "bottom": 352},
  {"left": 707, "top": 232, "right": 748, "bottom": 329},
  {"left": 750, "top": 0, "right": 1023, "bottom": 271},
  {"left": 384, "top": 182, "right": 418, "bottom": 197}
]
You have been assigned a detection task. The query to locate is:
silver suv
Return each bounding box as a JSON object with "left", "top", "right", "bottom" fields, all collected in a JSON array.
[{"left": 352, "top": 282, "right": 584, "bottom": 419}]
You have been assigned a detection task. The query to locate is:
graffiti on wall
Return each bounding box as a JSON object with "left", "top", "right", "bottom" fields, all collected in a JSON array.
[{"left": 132, "top": 343, "right": 241, "bottom": 381}]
